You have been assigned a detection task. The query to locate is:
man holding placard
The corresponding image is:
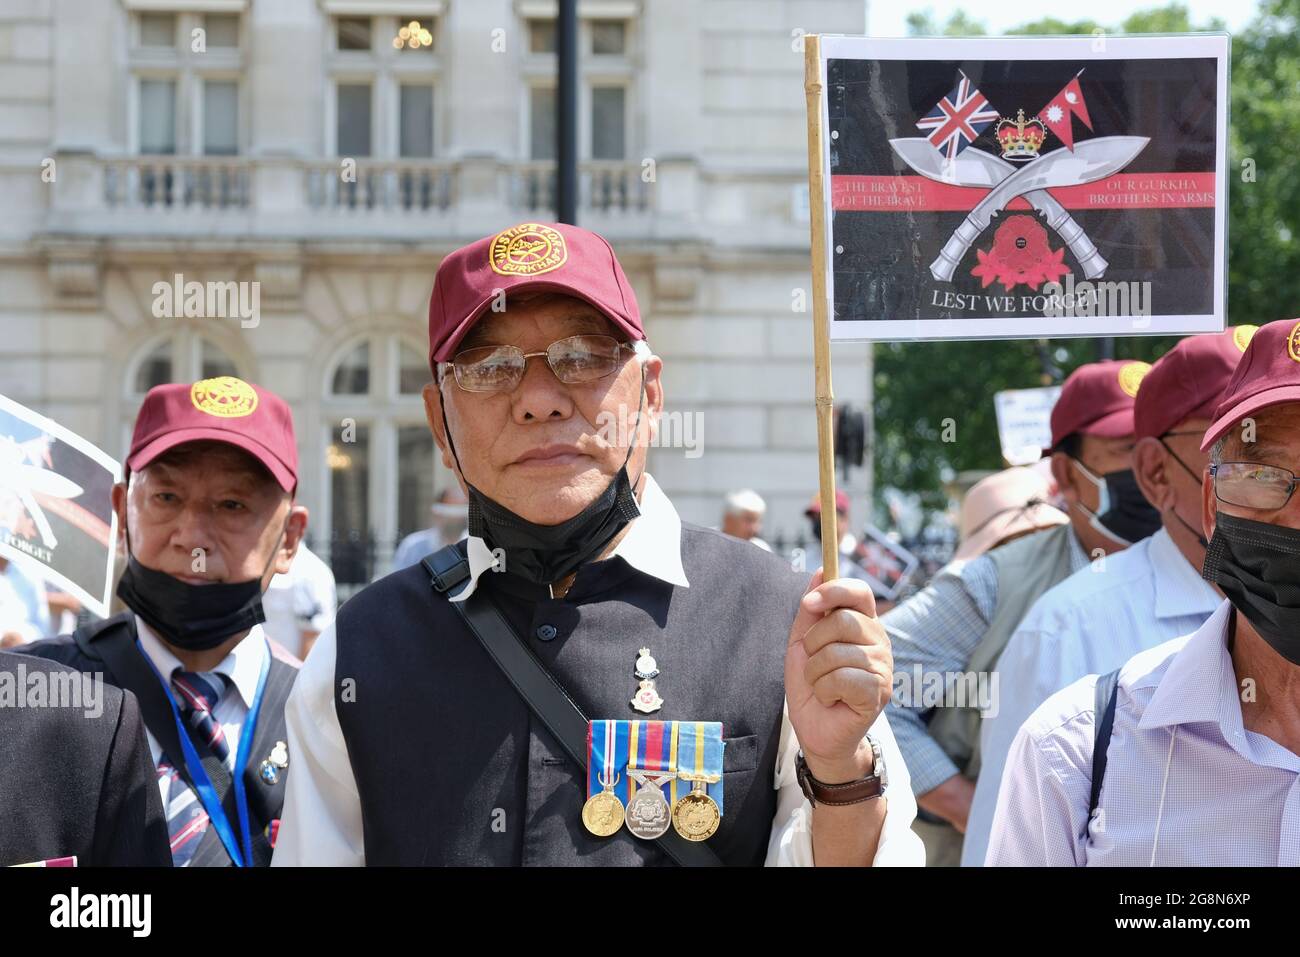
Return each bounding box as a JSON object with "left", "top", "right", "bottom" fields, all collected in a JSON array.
[{"left": 273, "top": 222, "right": 924, "bottom": 866}]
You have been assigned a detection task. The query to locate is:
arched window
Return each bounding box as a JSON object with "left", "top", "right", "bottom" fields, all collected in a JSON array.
[{"left": 320, "top": 334, "right": 444, "bottom": 592}]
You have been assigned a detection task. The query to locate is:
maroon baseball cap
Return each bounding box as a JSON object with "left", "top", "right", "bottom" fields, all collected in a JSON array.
[
  {"left": 1201, "top": 318, "right": 1300, "bottom": 451},
  {"left": 127, "top": 376, "right": 298, "bottom": 492},
  {"left": 1047, "top": 359, "right": 1151, "bottom": 451},
  {"left": 427, "top": 221, "right": 645, "bottom": 366},
  {"left": 1134, "top": 326, "right": 1256, "bottom": 440}
]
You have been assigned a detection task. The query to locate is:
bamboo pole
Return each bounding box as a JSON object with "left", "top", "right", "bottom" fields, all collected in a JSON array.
[{"left": 803, "top": 33, "right": 840, "bottom": 580}]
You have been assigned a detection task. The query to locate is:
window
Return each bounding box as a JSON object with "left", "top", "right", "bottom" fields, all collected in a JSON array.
[
  {"left": 203, "top": 81, "right": 239, "bottom": 155},
  {"left": 327, "top": 16, "right": 440, "bottom": 161},
  {"left": 528, "top": 18, "right": 556, "bottom": 53},
  {"left": 204, "top": 13, "right": 239, "bottom": 48},
  {"left": 399, "top": 85, "right": 434, "bottom": 158},
  {"left": 591, "top": 20, "right": 626, "bottom": 55},
  {"left": 336, "top": 83, "right": 373, "bottom": 157},
  {"left": 519, "top": 17, "right": 635, "bottom": 162},
  {"left": 138, "top": 80, "right": 177, "bottom": 154},
  {"left": 322, "top": 336, "right": 444, "bottom": 590},
  {"left": 397, "top": 425, "right": 437, "bottom": 540},
  {"left": 139, "top": 12, "right": 176, "bottom": 47},
  {"left": 134, "top": 341, "right": 173, "bottom": 393},
  {"left": 200, "top": 339, "right": 239, "bottom": 380},
  {"left": 329, "top": 421, "right": 371, "bottom": 587},
  {"left": 591, "top": 86, "right": 626, "bottom": 160},
  {"left": 331, "top": 342, "right": 371, "bottom": 394},
  {"left": 530, "top": 86, "right": 556, "bottom": 160},
  {"left": 130, "top": 12, "right": 243, "bottom": 158},
  {"left": 337, "top": 16, "right": 372, "bottom": 50}
]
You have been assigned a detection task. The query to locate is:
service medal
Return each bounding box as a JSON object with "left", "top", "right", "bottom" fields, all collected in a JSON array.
[
  {"left": 626, "top": 774, "right": 672, "bottom": 839},
  {"left": 583, "top": 720, "right": 626, "bottom": 837},
  {"left": 672, "top": 779, "right": 721, "bottom": 842},
  {"left": 624, "top": 719, "right": 674, "bottom": 839},
  {"left": 582, "top": 780, "right": 626, "bottom": 838},
  {"left": 671, "top": 721, "right": 725, "bottom": 841}
]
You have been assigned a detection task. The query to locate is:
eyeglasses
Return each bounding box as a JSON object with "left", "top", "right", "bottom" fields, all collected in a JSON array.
[
  {"left": 439, "top": 334, "right": 635, "bottom": 394},
  {"left": 1210, "top": 462, "right": 1299, "bottom": 511}
]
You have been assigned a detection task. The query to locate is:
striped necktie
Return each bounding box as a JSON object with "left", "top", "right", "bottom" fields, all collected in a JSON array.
[{"left": 161, "top": 670, "right": 232, "bottom": 866}]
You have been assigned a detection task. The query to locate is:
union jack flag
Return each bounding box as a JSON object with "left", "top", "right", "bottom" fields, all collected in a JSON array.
[{"left": 916, "top": 72, "right": 1000, "bottom": 160}]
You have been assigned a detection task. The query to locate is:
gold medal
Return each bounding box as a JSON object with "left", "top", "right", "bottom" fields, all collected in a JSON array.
[
  {"left": 581, "top": 770, "right": 625, "bottom": 837},
  {"left": 672, "top": 775, "right": 721, "bottom": 842}
]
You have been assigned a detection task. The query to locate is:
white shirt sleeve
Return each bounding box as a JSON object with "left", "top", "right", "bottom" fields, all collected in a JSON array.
[
  {"left": 271, "top": 622, "right": 366, "bottom": 866},
  {"left": 985, "top": 679, "right": 1097, "bottom": 867},
  {"left": 766, "top": 703, "right": 925, "bottom": 866}
]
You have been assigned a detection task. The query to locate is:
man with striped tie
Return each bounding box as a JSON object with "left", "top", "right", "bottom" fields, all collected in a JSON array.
[{"left": 21, "top": 376, "right": 307, "bottom": 866}]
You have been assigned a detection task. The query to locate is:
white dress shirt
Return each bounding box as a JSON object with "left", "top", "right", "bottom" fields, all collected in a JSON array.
[
  {"left": 136, "top": 617, "right": 269, "bottom": 819},
  {"left": 963, "top": 527, "right": 1221, "bottom": 866},
  {"left": 987, "top": 600, "right": 1300, "bottom": 866},
  {"left": 261, "top": 543, "right": 337, "bottom": 660},
  {"left": 272, "top": 474, "right": 923, "bottom": 866}
]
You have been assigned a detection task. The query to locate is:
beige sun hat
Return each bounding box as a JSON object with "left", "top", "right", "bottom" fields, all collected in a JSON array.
[{"left": 954, "top": 466, "right": 1069, "bottom": 561}]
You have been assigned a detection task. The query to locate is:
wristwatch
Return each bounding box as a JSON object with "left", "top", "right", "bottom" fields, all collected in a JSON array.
[{"left": 795, "top": 736, "right": 887, "bottom": 807}]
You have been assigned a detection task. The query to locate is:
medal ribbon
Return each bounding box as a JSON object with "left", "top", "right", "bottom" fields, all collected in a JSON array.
[
  {"left": 676, "top": 721, "right": 726, "bottom": 815},
  {"left": 587, "top": 720, "right": 631, "bottom": 803}
]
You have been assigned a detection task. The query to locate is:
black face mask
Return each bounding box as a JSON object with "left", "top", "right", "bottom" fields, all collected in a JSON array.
[
  {"left": 1072, "top": 459, "right": 1163, "bottom": 546},
  {"left": 1202, "top": 512, "right": 1300, "bottom": 666},
  {"left": 440, "top": 363, "right": 645, "bottom": 588},
  {"left": 116, "top": 524, "right": 282, "bottom": 652}
]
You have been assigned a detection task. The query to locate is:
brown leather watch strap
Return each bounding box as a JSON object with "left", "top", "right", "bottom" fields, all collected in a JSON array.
[{"left": 796, "top": 750, "right": 885, "bottom": 807}]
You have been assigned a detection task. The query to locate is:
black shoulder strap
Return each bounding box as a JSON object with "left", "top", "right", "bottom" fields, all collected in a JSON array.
[
  {"left": 422, "top": 545, "right": 723, "bottom": 868},
  {"left": 77, "top": 616, "right": 268, "bottom": 866},
  {"left": 1088, "top": 667, "right": 1122, "bottom": 821}
]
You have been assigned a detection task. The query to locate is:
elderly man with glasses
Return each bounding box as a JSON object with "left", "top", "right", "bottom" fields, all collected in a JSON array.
[
  {"left": 272, "top": 222, "right": 923, "bottom": 867},
  {"left": 988, "top": 318, "right": 1300, "bottom": 866}
]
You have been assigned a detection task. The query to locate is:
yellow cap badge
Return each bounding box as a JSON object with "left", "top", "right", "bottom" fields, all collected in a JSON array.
[
  {"left": 1288, "top": 321, "right": 1300, "bottom": 364},
  {"left": 1232, "top": 324, "right": 1258, "bottom": 352},
  {"left": 489, "top": 223, "right": 567, "bottom": 277},
  {"left": 191, "top": 376, "right": 259, "bottom": 418},
  {"left": 1117, "top": 361, "right": 1151, "bottom": 398}
]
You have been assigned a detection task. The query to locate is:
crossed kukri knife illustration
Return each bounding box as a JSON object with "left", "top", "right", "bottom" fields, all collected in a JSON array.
[{"left": 888, "top": 135, "right": 1149, "bottom": 283}]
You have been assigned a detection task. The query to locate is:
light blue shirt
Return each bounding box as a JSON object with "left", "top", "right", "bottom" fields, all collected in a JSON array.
[
  {"left": 987, "top": 599, "right": 1300, "bottom": 866},
  {"left": 390, "top": 528, "right": 449, "bottom": 573},
  {"left": 964, "top": 528, "right": 1221, "bottom": 866},
  {"left": 884, "top": 527, "right": 1088, "bottom": 796}
]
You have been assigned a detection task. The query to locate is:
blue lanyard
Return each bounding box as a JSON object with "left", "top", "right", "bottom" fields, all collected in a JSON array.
[{"left": 139, "top": 637, "right": 271, "bottom": 867}]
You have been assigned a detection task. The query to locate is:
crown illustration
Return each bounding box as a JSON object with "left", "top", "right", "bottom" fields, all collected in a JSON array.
[{"left": 995, "top": 109, "right": 1046, "bottom": 160}]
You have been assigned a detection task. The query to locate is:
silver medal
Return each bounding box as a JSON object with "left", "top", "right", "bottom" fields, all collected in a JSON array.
[{"left": 625, "top": 771, "right": 672, "bottom": 840}]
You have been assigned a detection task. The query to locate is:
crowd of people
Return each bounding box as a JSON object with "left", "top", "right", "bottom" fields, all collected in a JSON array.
[{"left": 1, "top": 219, "right": 1296, "bottom": 868}]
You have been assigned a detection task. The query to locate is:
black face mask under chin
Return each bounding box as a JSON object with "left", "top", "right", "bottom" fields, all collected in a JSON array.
[
  {"left": 1202, "top": 512, "right": 1300, "bottom": 666},
  {"left": 116, "top": 529, "right": 279, "bottom": 652},
  {"left": 439, "top": 365, "right": 645, "bottom": 588}
]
